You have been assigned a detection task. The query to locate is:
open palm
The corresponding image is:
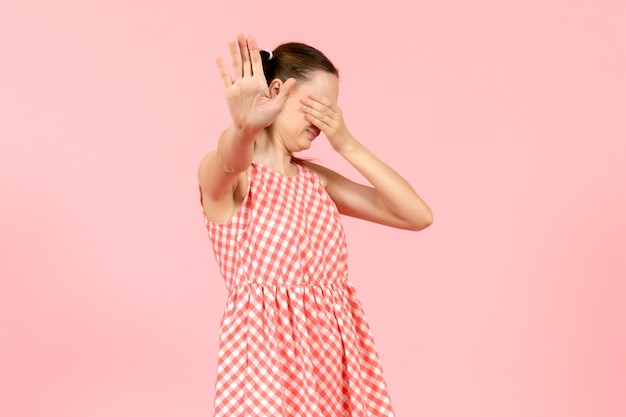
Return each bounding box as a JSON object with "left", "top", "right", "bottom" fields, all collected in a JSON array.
[{"left": 216, "top": 34, "right": 295, "bottom": 131}]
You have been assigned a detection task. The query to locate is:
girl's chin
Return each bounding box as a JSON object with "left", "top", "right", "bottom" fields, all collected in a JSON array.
[
  {"left": 287, "top": 135, "right": 315, "bottom": 153},
  {"left": 297, "top": 138, "right": 313, "bottom": 151}
]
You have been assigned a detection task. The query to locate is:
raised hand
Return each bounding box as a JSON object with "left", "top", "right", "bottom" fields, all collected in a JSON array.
[
  {"left": 216, "top": 33, "right": 296, "bottom": 132},
  {"left": 301, "top": 94, "right": 355, "bottom": 152}
]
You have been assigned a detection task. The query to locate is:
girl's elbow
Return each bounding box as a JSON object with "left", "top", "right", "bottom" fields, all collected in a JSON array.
[{"left": 408, "top": 210, "right": 433, "bottom": 231}]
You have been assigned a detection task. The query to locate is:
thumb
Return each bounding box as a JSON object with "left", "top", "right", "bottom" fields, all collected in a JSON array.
[{"left": 276, "top": 78, "right": 296, "bottom": 102}]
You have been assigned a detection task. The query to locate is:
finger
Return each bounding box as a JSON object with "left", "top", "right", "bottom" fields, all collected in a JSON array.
[
  {"left": 238, "top": 33, "right": 252, "bottom": 77},
  {"left": 277, "top": 78, "right": 297, "bottom": 99},
  {"left": 215, "top": 55, "right": 233, "bottom": 88},
  {"left": 229, "top": 38, "right": 242, "bottom": 81},
  {"left": 246, "top": 36, "right": 264, "bottom": 77},
  {"left": 308, "top": 94, "right": 338, "bottom": 111},
  {"left": 304, "top": 106, "right": 331, "bottom": 125},
  {"left": 302, "top": 97, "right": 337, "bottom": 121},
  {"left": 303, "top": 102, "right": 333, "bottom": 129},
  {"left": 305, "top": 111, "right": 332, "bottom": 131},
  {"left": 273, "top": 78, "right": 297, "bottom": 110},
  {"left": 271, "top": 78, "right": 297, "bottom": 112}
]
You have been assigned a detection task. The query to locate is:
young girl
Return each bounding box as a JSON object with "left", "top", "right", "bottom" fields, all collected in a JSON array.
[{"left": 198, "top": 33, "right": 433, "bottom": 417}]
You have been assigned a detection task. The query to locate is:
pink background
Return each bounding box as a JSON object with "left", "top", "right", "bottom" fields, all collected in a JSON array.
[{"left": 2, "top": 1, "right": 625, "bottom": 416}]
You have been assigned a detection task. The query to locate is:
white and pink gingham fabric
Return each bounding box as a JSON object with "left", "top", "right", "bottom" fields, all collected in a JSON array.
[{"left": 201, "top": 161, "right": 395, "bottom": 417}]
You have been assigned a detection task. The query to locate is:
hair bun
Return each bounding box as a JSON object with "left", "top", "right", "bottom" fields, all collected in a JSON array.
[{"left": 260, "top": 50, "right": 273, "bottom": 62}]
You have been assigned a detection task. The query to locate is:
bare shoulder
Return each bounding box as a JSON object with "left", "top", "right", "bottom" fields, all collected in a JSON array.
[
  {"left": 197, "top": 151, "right": 248, "bottom": 223},
  {"left": 197, "top": 150, "right": 216, "bottom": 179},
  {"left": 197, "top": 151, "right": 220, "bottom": 194},
  {"left": 302, "top": 160, "right": 343, "bottom": 188}
]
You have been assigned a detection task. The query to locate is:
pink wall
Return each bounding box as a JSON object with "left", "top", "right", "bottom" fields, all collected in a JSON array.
[{"left": 2, "top": 1, "right": 625, "bottom": 416}]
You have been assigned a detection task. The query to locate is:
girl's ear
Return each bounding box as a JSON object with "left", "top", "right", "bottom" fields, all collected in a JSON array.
[{"left": 268, "top": 78, "right": 283, "bottom": 99}]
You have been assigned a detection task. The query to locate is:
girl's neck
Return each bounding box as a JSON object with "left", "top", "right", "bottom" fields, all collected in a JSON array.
[{"left": 253, "top": 131, "right": 295, "bottom": 175}]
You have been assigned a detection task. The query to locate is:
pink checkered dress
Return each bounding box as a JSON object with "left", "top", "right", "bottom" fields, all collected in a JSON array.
[{"left": 201, "top": 161, "right": 395, "bottom": 417}]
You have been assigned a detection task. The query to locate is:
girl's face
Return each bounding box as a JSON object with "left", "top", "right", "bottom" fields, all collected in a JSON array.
[{"left": 270, "top": 70, "right": 339, "bottom": 152}]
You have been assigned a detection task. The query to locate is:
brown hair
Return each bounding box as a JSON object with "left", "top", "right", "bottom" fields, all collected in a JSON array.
[
  {"left": 260, "top": 43, "right": 338, "bottom": 165},
  {"left": 260, "top": 42, "right": 338, "bottom": 84}
]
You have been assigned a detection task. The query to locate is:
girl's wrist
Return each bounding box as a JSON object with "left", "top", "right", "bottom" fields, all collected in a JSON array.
[
  {"left": 229, "top": 123, "right": 262, "bottom": 142},
  {"left": 333, "top": 134, "right": 360, "bottom": 155}
]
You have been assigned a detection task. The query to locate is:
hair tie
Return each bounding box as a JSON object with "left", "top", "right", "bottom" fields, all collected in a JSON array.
[{"left": 266, "top": 50, "right": 273, "bottom": 60}]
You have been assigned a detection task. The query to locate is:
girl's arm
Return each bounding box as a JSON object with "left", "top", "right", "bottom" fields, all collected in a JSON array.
[
  {"left": 302, "top": 94, "right": 433, "bottom": 231},
  {"left": 198, "top": 33, "right": 294, "bottom": 219}
]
